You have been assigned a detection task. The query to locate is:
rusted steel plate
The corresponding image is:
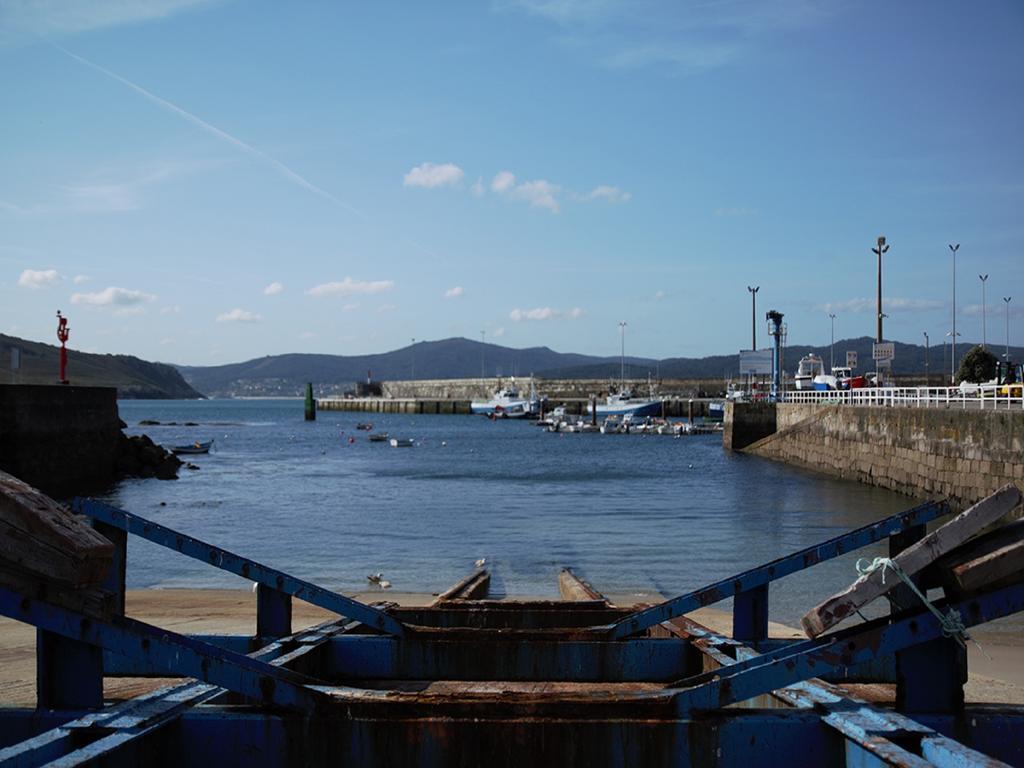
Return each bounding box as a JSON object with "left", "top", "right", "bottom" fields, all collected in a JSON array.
[
  {"left": 558, "top": 567, "right": 608, "bottom": 603},
  {"left": 432, "top": 569, "right": 491, "bottom": 604}
]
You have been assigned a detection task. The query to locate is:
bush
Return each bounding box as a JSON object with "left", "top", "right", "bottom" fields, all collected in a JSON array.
[{"left": 956, "top": 345, "right": 997, "bottom": 384}]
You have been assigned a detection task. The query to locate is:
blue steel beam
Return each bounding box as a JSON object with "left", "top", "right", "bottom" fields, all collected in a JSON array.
[
  {"left": 0, "top": 616, "right": 360, "bottom": 767},
  {"left": 670, "top": 581, "right": 1024, "bottom": 715},
  {"left": 0, "top": 587, "right": 328, "bottom": 713},
  {"left": 72, "top": 498, "right": 405, "bottom": 637},
  {"left": 608, "top": 498, "right": 949, "bottom": 639},
  {"left": 668, "top": 616, "right": 1017, "bottom": 767}
]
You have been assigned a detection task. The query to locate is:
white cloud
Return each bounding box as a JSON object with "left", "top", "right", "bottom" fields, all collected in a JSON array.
[
  {"left": 820, "top": 297, "right": 945, "bottom": 314},
  {"left": 71, "top": 286, "right": 156, "bottom": 306},
  {"left": 510, "top": 179, "right": 560, "bottom": 212},
  {"left": 403, "top": 162, "right": 465, "bottom": 189},
  {"left": 583, "top": 185, "right": 631, "bottom": 203},
  {"left": 444, "top": 286, "right": 464, "bottom": 299},
  {"left": 471, "top": 177, "right": 485, "bottom": 197},
  {"left": 510, "top": 306, "right": 585, "bottom": 321},
  {"left": 0, "top": 0, "right": 213, "bottom": 44},
  {"left": 263, "top": 281, "right": 284, "bottom": 295},
  {"left": 307, "top": 277, "right": 394, "bottom": 297},
  {"left": 491, "top": 171, "right": 516, "bottom": 193},
  {"left": 299, "top": 331, "right": 316, "bottom": 340},
  {"left": 216, "top": 308, "right": 261, "bottom": 323},
  {"left": 159, "top": 337, "right": 175, "bottom": 345},
  {"left": 18, "top": 268, "right": 59, "bottom": 289},
  {"left": 73, "top": 274, "right": 91, "bottom": 284}
]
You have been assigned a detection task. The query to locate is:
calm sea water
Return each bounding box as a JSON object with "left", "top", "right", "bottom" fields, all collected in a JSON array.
[{"left": 110, "top": 399, "right": 910, "bottom": 626}]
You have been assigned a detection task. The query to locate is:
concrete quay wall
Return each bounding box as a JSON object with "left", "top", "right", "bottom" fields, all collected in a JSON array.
[
  {"left": 0, "top": 384, "right": 121, "bottom": 498},
  {"left": 381, "top": 377, "right": 724, "bottom": 401},
  {"left": 730, "top": 402, "right": 1024, "bottom": 512}
]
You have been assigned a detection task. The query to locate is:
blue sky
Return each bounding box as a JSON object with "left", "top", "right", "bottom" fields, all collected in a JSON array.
[{"left": 2, "top": 0, "right": 1022, "bottom": 365}]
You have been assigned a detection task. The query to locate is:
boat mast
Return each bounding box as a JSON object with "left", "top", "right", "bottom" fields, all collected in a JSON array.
[{"left": 618, "top": 321, "right": 627, "bottom": 390}]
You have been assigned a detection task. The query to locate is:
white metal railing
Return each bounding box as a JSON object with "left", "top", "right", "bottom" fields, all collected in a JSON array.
[{"left": 781, "top": 384, "right": 1024, "bottom": 410}]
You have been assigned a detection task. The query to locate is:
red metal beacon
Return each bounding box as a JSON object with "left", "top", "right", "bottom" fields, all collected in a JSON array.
[{"left": 56, "top": 310, "right": 70, "bottom": 384}]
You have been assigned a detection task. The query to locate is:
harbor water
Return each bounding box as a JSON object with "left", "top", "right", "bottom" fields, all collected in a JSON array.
[{"left": 111, "top": 399, "right": 910, "bottom": 626}]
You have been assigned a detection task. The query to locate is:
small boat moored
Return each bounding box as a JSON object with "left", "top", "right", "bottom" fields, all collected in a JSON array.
[
  {"left": 368, "top": 433, "right": 389, "bottom": 443},
  {"left": 171, "top": 440, "right": 213, "bottom": 455},
  {"left": 389, "top": 438, "right": 414, "bottom": 448}
]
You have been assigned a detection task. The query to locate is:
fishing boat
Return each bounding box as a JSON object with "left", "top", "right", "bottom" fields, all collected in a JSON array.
[
  {"left": 368, "top": 433, "right": 389, "bottom": 443},
  {"left": 355, "top": 422, "right": 374, "bottom": 431},
  {"left": 171, "top": 440, "right": 213, "bottom": 455},
  {"left": 470, "top": 379, "right": 542, "bottom": 418},
  {"left": 795, "top": 354, "right": 824, "bottom": 391},
  {"left": 389, "top": 438, "right": 414, "bottom": 448},
  {"left": 586, "top": 390, "right": 663, "bottom": 419}
]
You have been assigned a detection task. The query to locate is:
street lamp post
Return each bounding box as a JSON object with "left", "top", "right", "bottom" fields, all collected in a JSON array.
[
  {"left": 747, "top": 286, "right": 760, "bottom": 350},
  {"left": 618, "top": 321, "right": 628, "bottom": 385},
  {"left": 872, "top": 237, "right": 889, "bottom": 343},
  {"left": 828, "top": 313, "right": 836, "bottom": 372},
  {"left": 923, "top": 331, "right": 930, "bottom": 387},
  {"left": 947, "top": 330, "right": 961, "bottom": 382},
  {"left": 1005, "top": 297, "right": 1013, "bottom": 360},
  {"left": 980, "top": 274, "right": 989, "bottom": 348},
  {"left": 949, "top": 243, "right": 959, "bottom": 383}
]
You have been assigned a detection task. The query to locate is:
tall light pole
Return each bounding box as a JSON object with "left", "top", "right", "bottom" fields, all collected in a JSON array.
[
  {"left": 747, "top": 286, "right": 759, "bottom": 350},
  {"left": 947, "top": 330, "right": 961, "bottom": 382},
  {"left": 828, "top": 313, "right": 836, "bottom": 372},
  {"left": 980, "top": 274, "right": 989, "bottom": 348},
  {"left": 480, "top": 330, "right": 486, "bottom": 377},
  {"left": 618, "top": 321, "right": 628, "bottom": 385},
  {"left": 872, "top": 236, "right": 889, "bottom": 343},
  {"left": 923, "top": 331, "right": 929, "bottom": 386},
  {"left": 1005, "top": 297, "right": 1013, "bottom": 360},
  {"left": 949, "top": 243, "right": 959, "bottom": 383}
]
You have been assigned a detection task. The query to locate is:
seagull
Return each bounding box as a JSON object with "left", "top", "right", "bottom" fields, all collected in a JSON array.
[
  {"left": 475, "top": 558, "right": 486, "bottom": 568},
  {"left": 367, "top": 572, "right": 383, "bottom": 584},
  {"left": 379, "top": 580, "right": 392, "bottom": 589}
]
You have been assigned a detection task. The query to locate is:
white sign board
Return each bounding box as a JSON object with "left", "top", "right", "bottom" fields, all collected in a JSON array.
[
  {"left": 846, "top": 350, "right": 857, "bottom": 369},
  {"left": 739, "top": 349, "right": 773, "bottom": 375},
  {"left": 872, "top": 342, "right": 894, "bottom": 362}
]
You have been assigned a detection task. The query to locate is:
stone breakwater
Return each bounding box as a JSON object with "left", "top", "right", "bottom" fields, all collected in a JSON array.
[{"left": 728, "top": 403, "right": 1024, "bottom": 513}]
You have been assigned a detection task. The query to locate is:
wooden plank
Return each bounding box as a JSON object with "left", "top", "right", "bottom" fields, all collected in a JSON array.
[
  {"left": 952, "top": 537, "right": 1024, "bottom": 592},
  {"left": 801, "top": 484, "right": 1022, "bottom": 638},
  {"left": 558, "top": 567, "right": 608, "bottom": 603},
  {"left": 432, "top": 569, "right": 490, "bottom": 604},
  {"left": 918, "top": 519, "right": 1024, "bottom": 591},
  {"left": 0, "top": 472, "right": 113, "bottom": 586}
]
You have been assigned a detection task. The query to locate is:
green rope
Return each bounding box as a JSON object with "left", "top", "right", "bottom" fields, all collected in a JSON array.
[{"left": 855, "top": 556, "right": 974, "bottom": 650}]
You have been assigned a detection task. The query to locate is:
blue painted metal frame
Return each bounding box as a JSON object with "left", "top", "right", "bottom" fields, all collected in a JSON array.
[
  {"left": 669, "top": 580, "right": 1024, "bottom": 714},
  {"left": 608, "top": 498, "right": 949, "bottom": 638},
  {"left": 0, "top": 586, "right": 328, "bottom": 713},
  {"left": 72, "top": 498, "right": 405, "bottom": 637}
]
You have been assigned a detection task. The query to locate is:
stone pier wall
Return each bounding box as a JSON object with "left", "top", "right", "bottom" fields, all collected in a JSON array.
[
  {"left": 740, "top": 403, "right": 1024, "bottom": 511},
  {"left": 0, "top": 384, "right": 121, "bottom": 498}
]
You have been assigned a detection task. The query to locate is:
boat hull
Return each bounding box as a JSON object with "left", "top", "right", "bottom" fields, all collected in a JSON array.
[{"left": 587, "top": 399, "right": 663, "bottom": 418}]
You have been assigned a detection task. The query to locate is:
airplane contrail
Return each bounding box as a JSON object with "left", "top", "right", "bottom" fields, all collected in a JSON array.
[{"left": 53, "top": 43, "right": 367, "bottom": 220}]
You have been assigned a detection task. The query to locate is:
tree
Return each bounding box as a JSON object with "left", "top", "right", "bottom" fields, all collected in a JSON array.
[{"left": 956, "top": 345, "right": 997, "bottom": 384}]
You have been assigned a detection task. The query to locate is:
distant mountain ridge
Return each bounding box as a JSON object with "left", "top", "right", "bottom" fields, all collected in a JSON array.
[
  {"left": 0, "top": 334, "right": 203, "bottom": 399},
  {"left": 177, "top": 336, "right": 1023, "bottom": 398}
]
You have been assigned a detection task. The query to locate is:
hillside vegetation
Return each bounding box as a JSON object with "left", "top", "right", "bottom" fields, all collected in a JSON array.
[{"left": 0, "top": 334, "right": 204, "bottom": 399}]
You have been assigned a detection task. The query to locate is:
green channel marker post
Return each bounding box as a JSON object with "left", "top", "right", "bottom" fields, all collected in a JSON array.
[{"left": 304, "top": 382, "right": 316, "bottom": 421}]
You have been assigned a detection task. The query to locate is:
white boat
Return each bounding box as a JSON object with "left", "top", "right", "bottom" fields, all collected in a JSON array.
[
  {"left": 470, "top": 379, "right": 541, "bottom": 418},
  {"left": 600, "top": 416, "right": 624, "bottom": 434},
  {"left": 586, "top": 390, "right": 663, "bottom": 418},
  {"left": 389, "top": 438, "right": 414, "bottom": 448},
  {"left": 795, "top": 355, "right": 824, "bottom": 391}
]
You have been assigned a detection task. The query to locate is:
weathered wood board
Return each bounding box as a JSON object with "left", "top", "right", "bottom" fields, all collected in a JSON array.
[
  {"left": 0, "top": 470, "right": 113, "bottom": 587},
  {"left": 801, "top": 484, "right": 1022, "bottom": 638}
]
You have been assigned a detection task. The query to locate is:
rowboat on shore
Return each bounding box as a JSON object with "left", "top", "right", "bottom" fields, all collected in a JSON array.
[{"left": 171, "top": 440, "right": 213, "bottom": 455}]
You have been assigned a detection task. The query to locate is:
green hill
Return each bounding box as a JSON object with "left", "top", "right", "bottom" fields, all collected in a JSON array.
[{"left": 0, "top": 334, "right": 204, "bottom": 399}]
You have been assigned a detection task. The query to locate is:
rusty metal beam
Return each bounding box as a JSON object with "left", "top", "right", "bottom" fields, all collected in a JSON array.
[
  {"left": 558, "top": 567, "right": 608, "bottom": 603},
  {"left": 432, "top": 569, "right": 491, "bottom": 604}
]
